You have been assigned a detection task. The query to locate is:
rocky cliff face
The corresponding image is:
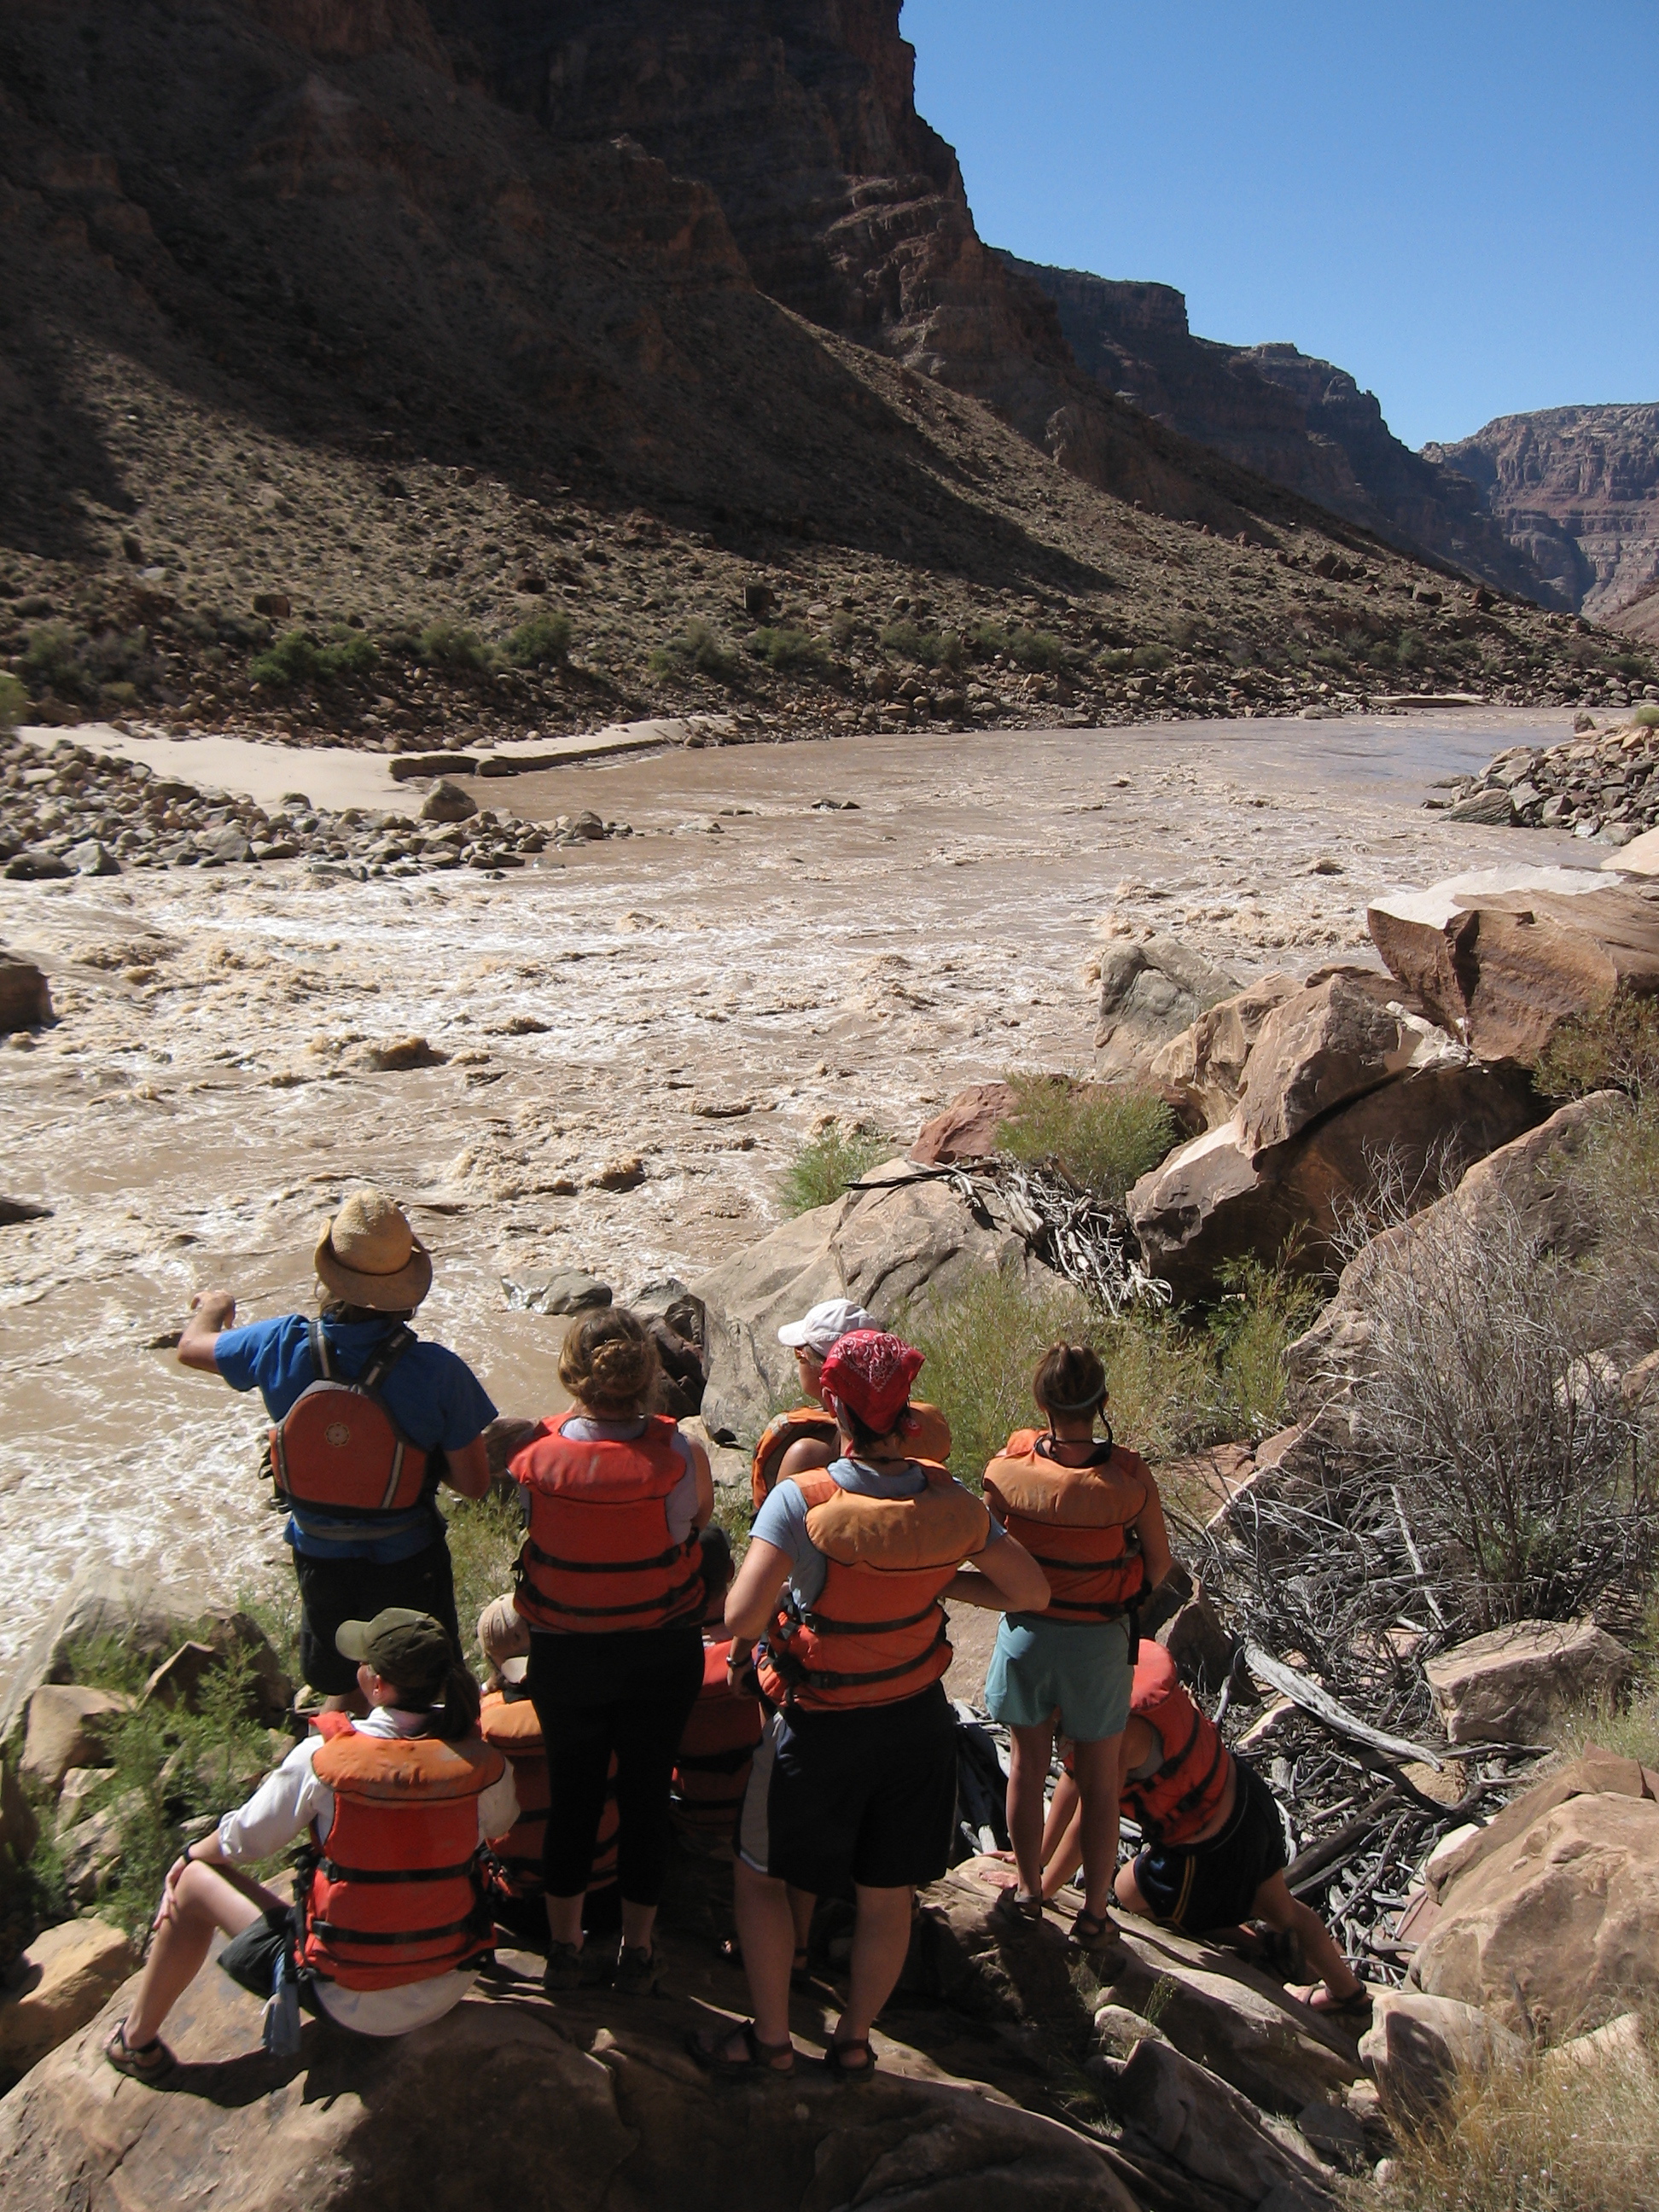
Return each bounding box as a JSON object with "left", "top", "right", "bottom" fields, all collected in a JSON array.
[
  {"left": 429, "top": 0, "right": 1298, "bottom": 527},
  {"left": 1006, "top": 258, "right": 1548, "bottom": 601},
  {"left": 1426, "top": 407, "right": 1659, "bottom": 625}
]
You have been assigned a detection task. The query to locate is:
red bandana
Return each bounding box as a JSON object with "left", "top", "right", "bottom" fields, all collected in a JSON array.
[{"left": 818, "top": 1329, "right": 925, "bottom": 1436}]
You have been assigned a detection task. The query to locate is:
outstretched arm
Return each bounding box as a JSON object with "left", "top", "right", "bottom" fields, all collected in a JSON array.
[{"left": 177, "top": 1288, "right": 236, "bottom": 1374}]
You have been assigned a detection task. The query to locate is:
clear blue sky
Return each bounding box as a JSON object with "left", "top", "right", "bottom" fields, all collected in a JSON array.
[{"left": 905, "top": 1, "right": 1658, "bottom": 451}]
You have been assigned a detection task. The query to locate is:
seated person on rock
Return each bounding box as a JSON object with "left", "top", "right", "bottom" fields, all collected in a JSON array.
[
  {"left": 749, "top": 1298, "right": 952, "bottom": 1510},
  {"left": 981, "top": 1342, "right": 1174, "bottom": 1958},
  {"left": 691, "top": 1330, "right": 1050, "bottom": 2081},
  {"left": 178, "top": 1188, "right": 497, "bottom": 1711},
  {"left": 106, "top": 1609, "right": 516, "bottom": 2081},
  {"left": 1037, "top": 1643, "right": 1368, "bottom": 2022}
]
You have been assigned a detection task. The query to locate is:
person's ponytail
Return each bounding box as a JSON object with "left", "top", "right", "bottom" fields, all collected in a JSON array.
[{"left": 430, "top": 1656, "right": 482, "bottom": 1742}]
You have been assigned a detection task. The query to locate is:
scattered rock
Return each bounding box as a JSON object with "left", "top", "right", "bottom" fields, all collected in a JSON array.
[
  {"left": 59, "top": 1798, "right": 139, "bottom": 1906},
  {"left": 252, "top": 591, "right": 290, "bottom": 618},
  {"left": 1423, "top": 1618, "right": 1634, "bottom": 1746},
  {"left": 0, "top": 1196, "right": 52, "bottom": 1225},
  {"left": 1294, "top": 2098, "right": 1370, "bottom": 2174},
  {"left": 359, "top": 1036, "right": 448, "bottom": 1072},
  {"left": 0, "top": 953, "right": 55, "bottom": 1032},
  {"left": 503, "top": 1271, "right": 614, "bottom": 1317},
  {"left": 1412, "top": 1750, "right": 1659, "bottom": 2035},
  {"left": 1359, "top": 1990, "right": 1526, "bottom": 2123},
  {"left": 20, "top": 1686, "right": 131, "bottom": 1795},
  {"left": 0, "top": 1919, "right": 135, "bottom": 2082},
  {"left": 419, "top": 778, "right": 479, "bottom": 824},
  {"left": 141, "top": 1612, "right": 291, "bottom": 1726},
  {"left": 62, "top": 840, "right": 120, "bottom": 876},
  {"left": 1540, "top": 2010, "right": 1655, "bottom": 2089},
  {"left": 591, "top": 1154, "right": 646, "bottom": 1192},
  {"left": 909, "top": 1082, "right": 1016, "bottom": 1165},
  {"left": 1156, "top": 1580, "right": 1240, "bottom": 1695},
  {"left": 1099, "top": 2036, "right": 1338, "bottom": 2204},
  {"left": 1095, "top": 934, "right": 1240, "bottom": 1078},
  {"left": 0, "top": 1568, "right": 192, "bottom": 1749}
]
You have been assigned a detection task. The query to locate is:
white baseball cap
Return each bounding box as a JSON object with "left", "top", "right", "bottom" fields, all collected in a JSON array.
[{"left": 777, "top": 1297, "right": 876, "bottom": 1355}]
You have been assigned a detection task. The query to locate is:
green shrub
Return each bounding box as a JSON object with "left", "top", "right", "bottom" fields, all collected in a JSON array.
[
  {"left": 1130, "top": 643, "right": 1169, "bottom": 673},
  {"left": 879, "top": 623, "right": 963, "bottom": 672},
  {"left": 20, "top": 624, "right": 95, "bottom": 701},
  {"left": 650, "top": 618, "right": 737, "bottom": 681},
  {"left": 249, "top": 626, "right": 377, "bottom": 688},
  {"left": 0, "top": 671, "right": 29, "bottom": 731},
  {"left": 830, "top": 609, "right": 857, "bottom": 649},
  {"left": 897, "top": 1268, "right": 1099, "bottom": 1486},
  {"left": 1097, "top": 648, "right": 1134, "bottom": 674},
  {"left": 1633, "top": 703, "right": 1659, "bottom": 729},
  {"left": 996, "top": 1074, "right": 1176, "bottom": 1207},
  {"left": 1396, "top": 629, "right": 1425, "bottom": 667},
  {"left": 1009, "top": 628, "right": 1068, "bottom": 672},
  {"left": 508, "top": 609, "right": 572, "bottom": 667},
  {"left": 748, "top": 626, "right": 828, "bottom": 677},
  {"left": 1208, "top": 1252, "right": 1323, "bottom": 1439},
  {"left": 778, "top": 1125, "right": 892, "bottom": 1217},
  {"left": 1613, "top": 651, "right": 1651, "bottom": 681},
  {"left": 973, "top": 620, "right": 1012, "bottom": 658},
  {"left": 446, "top": 1490, "right": 524, "bottom": 1674},
  {"left": 1548, "top": 1673, "right": 1659, "bottom": 1769},
  {"left": 1534, "top": 995, "right": 1659, "bottom": 1103},
  {"left": 418, "top": 620, "right": 491, "bottom": 670}
]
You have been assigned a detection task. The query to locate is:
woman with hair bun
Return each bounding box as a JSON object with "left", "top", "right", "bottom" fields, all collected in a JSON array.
[
  {"left": 509, "top": 1307, "right": 713, "bottom": 1996},
  {"left": 981, "top": 1342, "right": 1173, "bottom": 1956}
]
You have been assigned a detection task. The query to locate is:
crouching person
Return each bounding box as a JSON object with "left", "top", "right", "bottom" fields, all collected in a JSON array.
[
  {"left": 1111, "top": 1644, "right": 1367, "bottom": 2023},
  {"left": 690, "top": 1330, "right": 1050, "bottom": 2081},
  {"left": 105, "top": 1610, "right": 515, "bottom": 2081}
]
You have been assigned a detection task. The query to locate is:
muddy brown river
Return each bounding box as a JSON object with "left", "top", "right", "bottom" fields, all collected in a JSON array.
[{"left": 0, "top": 707, "right": 1588, "bottom": 1684}]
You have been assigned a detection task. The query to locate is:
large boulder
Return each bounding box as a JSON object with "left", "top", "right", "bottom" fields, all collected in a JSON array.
[
  {"left": 1284, "top": 1091, "right": 1628, "bottom": 1430},
  {"left": 909, "top": 1083, "right": 1015, "bottom": 1165},
  {"left": 1095, "top": 934, "right": 1240, "bottom": 1078},
  {"left": 1095, "top": 2038, "right": 1337, "bottom": 2207},
  {"left": 1357, "top": 1990, "right": 1526, "bottom": 2123},
  {"left": 0, "top": 1567, "right": 199, "bottom": 1749},
  {"left": 1232, "top": 969, "right": 1459, "bottom": 1157},
  {"left": 1129, "top": 1058, "right": 1541, "bottom": 1303},
  {"left": 0, "top": 1919, "right": 135, "bottom": 2084},
  {"left": 694, "top": 1161, "right": 1065, "bottom": 1441},
  {"left": 1150, "top": 972, "right": 1298, "bottom": 1131},
  {"left": 1411, "top": 1751, "right": 1659, "bottom": 2036},
  {"left": 19, "top": 1686, "right": 131, "bottom": 1795},
  {"left": 1368, "top": 867, "right": 1659, "bottom": 1061},
  {"left": 0, "top": 951, "right": 53, "bottom": 1033},
  {"left": 1423, "top": 1619, "right": 1635, "bottom": 1747},
  {"left": 0, "top": 1949, "right": 1135, "bottom": 2212}
]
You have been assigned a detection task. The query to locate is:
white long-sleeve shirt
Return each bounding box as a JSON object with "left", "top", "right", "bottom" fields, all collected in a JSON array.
[{"left": 217, "top": 1704, "right": 520, "bottom": 2037}]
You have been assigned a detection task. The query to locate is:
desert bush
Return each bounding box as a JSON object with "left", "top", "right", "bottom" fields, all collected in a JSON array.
[
  {"left": 748, "top": 626, "right": 828, "bottom": 677},
  {"left": 1612, "top": 650, "right": 1650, "bottom": 681},
  {"left": 778, "top": 1125, "right": 891, "bottom": 1217},
  {"left": 0, "top": 671, "right": 29, "bottom": 731},
  {"left": 508, "top": 609, "right": 572, "bottom": 667},
  {"left": 250, "top": 626, "right": 377, "bottom": 688},
  {"left": 446, "top": 1490, "right": 524, "bottom": 1674},
  {"left": 997, "top": 1074, "right": 1175, "bottom": 1208},
  {"left": 1373, "top": 2029, "right": 1659, "bottom": 2212},
  {"left": 1097, "top": 647, "right": 1134, "bottom": 674},
  {"left": 1535, "top": 995, "right": 1659, "bottom": 1102},
  {"left": 1131, "top": 643, "right": 1169, "bottom": 673},
  {"left": 1009, "top": 627, "right": 1068, "bottom": 672},
  {"left": 650, "top": 618, "right": 737, "bottom": 682},
  {"left": 20, "top": 624, "right": 95, "bottom": 702},
  {"left": 1323, "top": 1184, "right": 1652, "bottom": 1635},
  {"left": 418, "top": 620, "right": 491, "bottom": 671},
  {"left": 1547, "top": 1671, "right": 1659, "bottom": 1769},
  {"left": 1634, "top": 702, "right": 1659, "bottom": 729},
  {"left": 879, "top": 622, "right": 963, "bottom": 672},
  {"left": 1208, "top": 1251, "right": 1323, "bottom": 1440},
  {"left": 830, "top": 609, "right": 857, "bottom": 649},
  {"left": 1396, "top": 630, "right": 1425, "bottom": 667}
]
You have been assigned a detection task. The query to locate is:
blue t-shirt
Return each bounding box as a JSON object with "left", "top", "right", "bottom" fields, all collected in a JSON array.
[
  {"left": 216, "top": 1315, "right": 498, "bottom": 1563},
  {"left": 751, "top": 1455, "right": 1002, "bottom": 1611}
]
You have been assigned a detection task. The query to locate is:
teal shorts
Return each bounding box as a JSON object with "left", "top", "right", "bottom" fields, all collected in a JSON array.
[{"left": 984, "top": 1615, "right": 1132, "bottom": 1742}]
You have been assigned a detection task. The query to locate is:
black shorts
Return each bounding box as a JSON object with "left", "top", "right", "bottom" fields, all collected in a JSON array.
[
  {"left": 1133, "top": 1756, "right": 1288, "bottom": 1933},
  {"left": 737, "top": 1684, "right": 958, "bottom": 1893},
  {"left": 293, "top": 1536, "right": 459, "bottom": 1696},
  {"left": 218, "top": 1908, "right": 320, "bottom": 2014}
]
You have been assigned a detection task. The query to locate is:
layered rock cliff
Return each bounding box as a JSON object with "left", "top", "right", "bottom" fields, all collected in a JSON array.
[
  {"left": 1426, "top": 406, "right": 1659, "bottom": 625},
  {"left": 1004, "top": 259, "right": 1548, "bottom": 601}
]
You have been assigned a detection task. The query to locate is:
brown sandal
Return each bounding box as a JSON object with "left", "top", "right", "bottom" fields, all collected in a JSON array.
[
  {"left": 823, "top": 2036, "right": 876, "bottom": 2082},
  {"left": 104, "top": 2019, "right": 176, "bottom": 2084},
  {"left": 686, "top": 2019, "right": 796, "bottom": 2078}
]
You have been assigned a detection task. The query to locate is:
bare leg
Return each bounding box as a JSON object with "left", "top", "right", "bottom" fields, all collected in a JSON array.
[
  {"left": 1115, "top": 1859, "right": 1154, "bottom": 1916},
  {"left": 788, "top": 1884, "right": 816, "bottom": 1962},
  {"left": 123, "top": 1866, "right": 280, "bottom": 2048},
  {"left": 544, "top": 1893, "right": 585, "bottom": 1950},
  {"left": 1039, "top": 1772, "right": 1084, "bottom": 1898},
  {"left": 1070, "top": 1734, "right": 1124, "bottom": 1925},
  {"left": 712, "top": 1857, "right": 795, "bottom": 2063},
  {"left": 834, "top": 1884, "right": 913, "bottom": 2050},
  {"left": 620, "top": 1900, "right": 658, "bottom": 1951},
  {"left": 1005, "top": 1721, "right": 1057, "bottom": 1899},
  {"left": 1251, "top": 1872, "right": 1361, "bottom": 2003}
]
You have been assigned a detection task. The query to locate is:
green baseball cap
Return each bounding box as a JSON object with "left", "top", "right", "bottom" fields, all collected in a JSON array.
[{"left": 335, "top": 1608, "right": 452, "bottom": 1690}]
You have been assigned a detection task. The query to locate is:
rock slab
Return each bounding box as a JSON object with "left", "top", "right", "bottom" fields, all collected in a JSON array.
[
  {"left": 0, "top": 1919, "right": 135, "bottom": 2081},
  {"left": 1423, "top": 1618, "right": 1634, "bottom": 1746},
  {"left": 1358, "top": 1989, "right": 1526, "bottom": 2122},
  {"left": 20, "top": 1686, "right": 131, "bottom": 1794}
]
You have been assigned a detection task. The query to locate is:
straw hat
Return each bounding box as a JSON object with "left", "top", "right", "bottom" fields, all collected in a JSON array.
[{"left": 314, "top": 1188, "right": 433, "bottom": 1310}]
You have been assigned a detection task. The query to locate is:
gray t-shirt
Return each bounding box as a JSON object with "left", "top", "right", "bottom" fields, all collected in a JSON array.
[{"left": 751, "top": 1454, "right": 1002, "bottom": 1610}]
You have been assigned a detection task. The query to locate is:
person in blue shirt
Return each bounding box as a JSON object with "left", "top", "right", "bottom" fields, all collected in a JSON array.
[{"left": 177, "top": 1188, "right": 498, "bottom": 1708}]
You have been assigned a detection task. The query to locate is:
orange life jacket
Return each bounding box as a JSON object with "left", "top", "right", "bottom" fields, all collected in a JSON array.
[
  {"left": 511, "top": 1412, "right": 703, "bottom": 1634},
  {"left": 982, "top": 1430, "right": 1150, "bottom": 1622},
  {"left": 750, "top": 1402, "right": 953, "bottom": 1510},
  {"left": 270, "top": 1324, "right": 432, "bottom": 1520},
  {"left": 757, "top": 1466, "right": 991, "bottom": 1712},
  {"left": 299, "top": 1727, "right": 502, "bottom": 1990},
  {"left": 672, "top": 1638, "right": 765, "bottom": 1838},
  {"left": 1121, "top": 1644, "right": 1233, "bottom": 1847},
  {"left": 477, "top": 1688, "right": 617, "bottom": 1898}
]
